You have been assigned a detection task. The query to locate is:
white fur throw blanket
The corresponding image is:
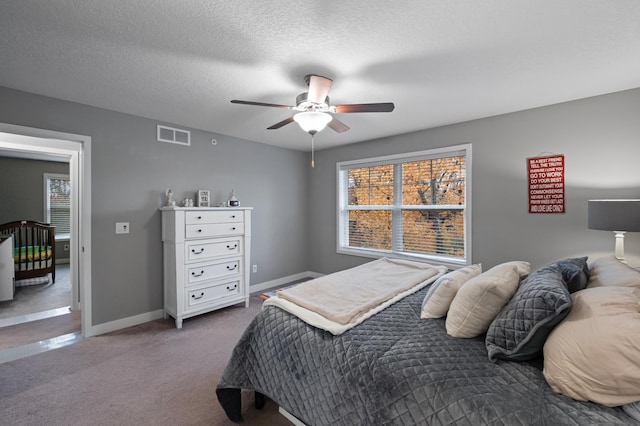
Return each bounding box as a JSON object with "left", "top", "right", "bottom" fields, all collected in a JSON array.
[{"left": 263, "top": 258, "right": 446, "bottom": 335}]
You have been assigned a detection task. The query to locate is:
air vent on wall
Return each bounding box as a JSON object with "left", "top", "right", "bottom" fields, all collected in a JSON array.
[{"left": 157, "top": 125, "right": 191, "bottom": 146}]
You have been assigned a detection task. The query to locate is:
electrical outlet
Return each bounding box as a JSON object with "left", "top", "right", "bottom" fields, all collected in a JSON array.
[
  {"left": 115, "top": 222, "right": 130, "bottom": 234},
  {"left": 252, "top": 264, "right": 258, "bottom": 273}
]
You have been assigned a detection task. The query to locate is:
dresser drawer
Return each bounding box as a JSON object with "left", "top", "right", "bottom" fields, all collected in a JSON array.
[
  {"left": 185, "top": 222, "right": 244, "bottom": 239},
  {"left": 186, "top": 238, "right": 241, "bottom": 262},
  {"left": 186, "top": 279, "right": 241, "bottom": 308},
  {"left": 185, "top": 210, "right": 243, "bottom": 225},
  {"left": 186, "top": 257, "right": 241, "bottom": 286}
]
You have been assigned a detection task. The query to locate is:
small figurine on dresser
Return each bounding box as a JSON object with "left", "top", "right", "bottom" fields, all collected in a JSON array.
[
  {"left": 165, "top": 189, "right": 176, "bottom": 207},
  {"left": 228, "top": 189, "right": 240, "bottom": 207}
]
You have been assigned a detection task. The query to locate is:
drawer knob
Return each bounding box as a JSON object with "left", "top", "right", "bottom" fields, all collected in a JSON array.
[
  {"left": 191, "top": 248, "right": 205, "bottom": 255},
  {"left": 226, "top": 244, "right": 238, "bottom": 250},
  {"left": 226, "top": 284, "right": 237, "bottom": 291},
  {"left": 197, "top": 229, "right": 202, "bottom": 233},
  {"left": 226, "top": 264, "right": 237, "bottom": 271},
  {"left": 192, "top": 292, "right": 205, "bottom": 300},
  {"left": 197, "top": 216, "right": 202, "bottom": 219},
  {"left": 231, "top": 227, "right": 236, "bottom": 231},
  {"left": 231, "top": 215, "right": 236, "bottom": 218},
  {"left": 191, "top": 270, "right": 204, "bottom": 277}
]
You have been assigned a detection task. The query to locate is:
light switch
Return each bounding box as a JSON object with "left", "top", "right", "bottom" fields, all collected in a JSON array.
[{"left": 115, "top": 222, "right": 130, "bottom": 234}]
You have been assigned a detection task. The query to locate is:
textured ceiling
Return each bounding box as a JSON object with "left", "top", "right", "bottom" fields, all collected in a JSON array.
[{"left": 2, "top": 1, "right": 640, "bottom": 151}]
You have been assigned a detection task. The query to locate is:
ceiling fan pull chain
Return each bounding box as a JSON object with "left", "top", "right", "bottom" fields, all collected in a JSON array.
[{"left": 311, "top": 134, "right": 315, "bottom": 168}]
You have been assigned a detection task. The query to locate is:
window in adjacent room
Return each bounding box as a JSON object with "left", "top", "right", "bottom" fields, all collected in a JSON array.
[
  {"left": 44, "top": 173, "right": 71, "bottom": 240},
  {"left": 337, "top": 144, "right": 471, "bottom": 268}
]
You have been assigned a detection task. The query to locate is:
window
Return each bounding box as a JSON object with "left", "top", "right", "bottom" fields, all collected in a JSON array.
[
  {"left": 337, "top": 144, "right": 471, "bottom": 268},
  {"left": 44, "top": 173, "right": 71, "bottom": 239}
]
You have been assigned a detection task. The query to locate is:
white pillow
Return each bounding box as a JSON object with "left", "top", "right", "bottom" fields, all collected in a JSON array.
[
  {"left": 587, "top": 255, "right": 640, "bottom": 288},
  {"left": 420, "top": 264, "right": 482, "bottom": 319},
  {"left": 543, "top": 286, "right": 640, "bottom": 407},
  {"left": 446, "top": 262, "right": 522, "bottom": 338}
]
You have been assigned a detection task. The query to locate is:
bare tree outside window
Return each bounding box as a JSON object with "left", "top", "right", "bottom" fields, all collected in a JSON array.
[{"left": 402, "top": 157, "right": 465, "bottom": 256}]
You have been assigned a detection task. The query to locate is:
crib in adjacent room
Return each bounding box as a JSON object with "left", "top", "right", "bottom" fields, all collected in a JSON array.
[{"left": 0, "top": 220, "right": 56, "bottom": 284}]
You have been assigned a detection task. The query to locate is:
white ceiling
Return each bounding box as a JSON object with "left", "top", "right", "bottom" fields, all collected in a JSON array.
[{"left": 2, "top": 1, "right": 640, "bottom": 152}]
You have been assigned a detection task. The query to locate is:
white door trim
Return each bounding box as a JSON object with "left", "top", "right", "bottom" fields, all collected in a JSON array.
[{"left": 0, "top": 123, "right": 93, "bottom": 337}]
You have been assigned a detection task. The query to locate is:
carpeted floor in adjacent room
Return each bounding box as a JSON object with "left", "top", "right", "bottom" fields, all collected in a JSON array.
[
  {"left": 0, "top": 264, "right": 81, "bottom": 351},
  {"left": 0, "top": 264, "right": 72, "bottom": 320},
  {"left": 0, "top": 291, "right": 294, "bottom": 426}
]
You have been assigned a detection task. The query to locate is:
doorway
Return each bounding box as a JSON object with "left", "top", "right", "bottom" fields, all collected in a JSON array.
[
  {"left": 0, "top": 155, "right": 76, "bottom": 348},
  {"left": 0, "top": 123, "right": 92, "bottom": 344}
]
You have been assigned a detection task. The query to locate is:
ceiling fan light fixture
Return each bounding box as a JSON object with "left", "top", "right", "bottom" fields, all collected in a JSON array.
[{"left": 293, "top": 111, "right": 332, "bottom": 134}]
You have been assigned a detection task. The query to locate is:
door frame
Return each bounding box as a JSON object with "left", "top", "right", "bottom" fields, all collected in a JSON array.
[{"left": 0, "top": 123, "right": 93, "bottom": 337}]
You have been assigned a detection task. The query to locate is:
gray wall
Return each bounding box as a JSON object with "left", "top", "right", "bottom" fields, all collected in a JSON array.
[
  {"left": 0, "top": 157, "right": 71, "bottom": 261},
  {"left": 309, "top": 88, "right": 640, "bottom": 274},
  {"left": 0, "top": 86, "right": 310, "bottom": 325},
  {"left": 0, "top": 157, "right": 68, "bottom": 221}
]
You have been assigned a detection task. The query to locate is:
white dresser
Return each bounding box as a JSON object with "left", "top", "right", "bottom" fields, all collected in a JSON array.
[
  {"left": 161, "top": 207, "right": 252, "bottom": 328},
  {"left": 0, "top": 234, "right": 15, "bottom": 302}
]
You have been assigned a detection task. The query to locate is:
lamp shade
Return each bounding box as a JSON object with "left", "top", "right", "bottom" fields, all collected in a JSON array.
[
  {"left": 293, "top": 111, "right": 332, "bottom": 134},
  {"left": 587, "top": 199, "right": 640, "bottom": 231}
]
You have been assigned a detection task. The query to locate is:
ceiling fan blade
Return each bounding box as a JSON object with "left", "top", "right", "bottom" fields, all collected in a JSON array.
[
  {"left": 306, "top": 75, "right": 332, "bottom": 104},
  {"left": 231, "top": 99, "right": 293, "bottom": 109},
  {"left": 328, "top": 117, "right": 350, "bottom": 133},
  {"left": 267, "top": 116, "right": 295, "bottom": 130},
  {"left": 334, "top": 102, "right": 395, "bottom": 113}
]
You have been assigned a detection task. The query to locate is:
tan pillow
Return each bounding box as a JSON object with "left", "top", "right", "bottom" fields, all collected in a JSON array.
[
  {"left": 420, "top": 264, "right": 482, "bottom": 319},
  {"left": 499, "top": 260, "right": 531, "bottom": 279},
  {"left": 446, "top": 263, "right": 522, "bottom": 338},
  {"left": 588, "top": 255, "right": 640, "bottom": 288},
  {"left": 543, "top": 286, "right": 640, "bottom": 406}
]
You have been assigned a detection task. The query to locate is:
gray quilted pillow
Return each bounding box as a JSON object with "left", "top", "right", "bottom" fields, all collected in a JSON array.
[
  {"left": 485, "top": 263, "right": 572, "bottom": 362},
  {"left": 554, "top": 256, "right": 589, "bottom": 293}
]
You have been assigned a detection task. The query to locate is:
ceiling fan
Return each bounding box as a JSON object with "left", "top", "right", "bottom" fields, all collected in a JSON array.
[
  {"left": 231, "top": 74, "right": 394, "bottom": 134},
  {"left": 231, "top": 74, "right": 394, "bottom": 167}
]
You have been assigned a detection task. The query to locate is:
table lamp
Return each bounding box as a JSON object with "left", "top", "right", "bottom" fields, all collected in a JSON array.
[{"left": 588, "top": 199, "right": 640, "bottom": 263}]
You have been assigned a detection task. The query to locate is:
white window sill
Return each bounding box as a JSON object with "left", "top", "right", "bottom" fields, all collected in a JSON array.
[{"left": 337, "top": 247, "right": 468, "bottom": 270}]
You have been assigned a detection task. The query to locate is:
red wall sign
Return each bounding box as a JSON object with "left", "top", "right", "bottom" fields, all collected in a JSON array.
[{"left": 528, "top": 154, "right": 565, "bottom": 214}]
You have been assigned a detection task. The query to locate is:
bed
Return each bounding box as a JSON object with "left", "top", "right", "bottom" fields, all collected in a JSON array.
[
  {"left": 217, "top": 256, "right": 640, "bottom": 425},
  {"left": 0, "top": 220, "right": 56, "bottom": 284}
]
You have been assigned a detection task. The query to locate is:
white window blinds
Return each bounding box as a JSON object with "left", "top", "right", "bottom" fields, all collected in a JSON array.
[
  {"left": 44, "top": 173, "right": 71, "bottom": 235},
  {"left": 337, "top": 144, "right": 471, "bottom": 268}
]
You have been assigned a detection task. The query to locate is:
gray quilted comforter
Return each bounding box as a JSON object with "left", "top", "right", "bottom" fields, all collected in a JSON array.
[{"left": 217, "top": 288, "right": 635, "bottom": 425}]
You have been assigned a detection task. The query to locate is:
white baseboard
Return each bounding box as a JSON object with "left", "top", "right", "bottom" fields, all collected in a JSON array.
[
  {"left": 90, "top": 309, "right": 165, "bottom": 336},
  {"left": 279, "top": 407, "right": 307, "bottom": 426},
  {"left": 89, "top": 272, "right": 322, "bottom": 336},
  {"left": 249, "top": 271, "right": 322, "bottom": 294}
]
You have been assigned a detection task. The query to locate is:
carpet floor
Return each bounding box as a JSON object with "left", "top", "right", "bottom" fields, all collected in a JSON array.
[
  {"left": 0, "top": 309, "right": 80, "bottom": 350},
  {"left": 0, "top": 292, "right": 293, "bottom": 426},
  {"left": 0, "top": 264, "right": 80, "bottom": 351},
  {"left": 0, "top": 264, "right": 72, "bottom": 319}
]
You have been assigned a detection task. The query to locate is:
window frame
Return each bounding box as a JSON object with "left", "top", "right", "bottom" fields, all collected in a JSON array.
[
  {"left": 43, "top": 172, "right": 71, "bottom": 241},
  {"left": 336, "top": 144, "right": 472, "bottom": 269}
]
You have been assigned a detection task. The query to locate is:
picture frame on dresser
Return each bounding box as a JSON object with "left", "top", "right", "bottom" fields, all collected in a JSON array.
[
  {"left": 196, "top": 190, "right": 210, "bottom": 207},
  {"left": 160, "top": 206, "right": 252, "bottom": 328}
]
